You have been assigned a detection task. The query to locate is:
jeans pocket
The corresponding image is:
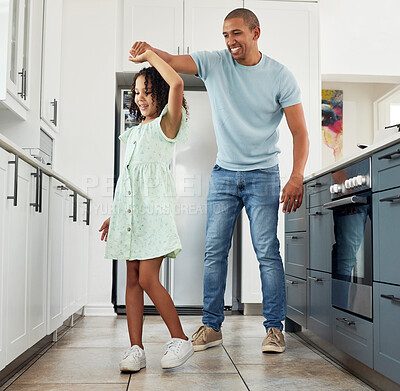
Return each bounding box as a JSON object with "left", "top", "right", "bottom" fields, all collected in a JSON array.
[
  {"left": 213, "top": 164, "right": 222, "bottom": 171},
  {"left": 259, "top": 165, "right": 280, "bottom": 175}
]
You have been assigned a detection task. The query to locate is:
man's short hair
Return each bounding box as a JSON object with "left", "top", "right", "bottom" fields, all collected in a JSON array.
[{"left": 224, "top": 8, "right": 260, "bottom": 31}]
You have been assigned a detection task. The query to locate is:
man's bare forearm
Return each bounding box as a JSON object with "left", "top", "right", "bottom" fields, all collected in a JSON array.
[{"left": 291, "top": 131, "right": 309, "bottom": 180}]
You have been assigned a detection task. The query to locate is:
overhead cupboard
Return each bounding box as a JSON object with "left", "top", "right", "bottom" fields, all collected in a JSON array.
[
  {"left": 0, "top": 141, "right": 90, "bottom": 372},
  {"left": 1, "top": 0, "right": 63, "bottom": 136}
]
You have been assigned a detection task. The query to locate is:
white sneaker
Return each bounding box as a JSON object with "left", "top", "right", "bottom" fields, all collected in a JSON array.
[
  {"left": 161, "top": 338, "right": 194, "bottom": 369},
  {"left": 119, "top": 345, "right": 146, "bottom": 372}
]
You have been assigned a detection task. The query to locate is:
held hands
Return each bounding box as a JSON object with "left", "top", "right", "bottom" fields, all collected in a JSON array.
[
  {"left": 280, "top": 174, "right": 303, "bottom": 214},
  {"left": 99, "top": 217, "right": 110, "bottom": 242},
  {"left": 129, "top": 41, "right": 154, "bottom": 63}
]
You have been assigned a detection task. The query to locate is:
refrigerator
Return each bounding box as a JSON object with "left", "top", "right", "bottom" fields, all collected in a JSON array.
[{"left": 112, "top": 89, "right": 235, "bottom": 315}]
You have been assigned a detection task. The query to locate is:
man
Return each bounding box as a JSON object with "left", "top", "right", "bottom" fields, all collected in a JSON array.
[{"left": 130, "top": 8, "right": 309, "bottom": 353}]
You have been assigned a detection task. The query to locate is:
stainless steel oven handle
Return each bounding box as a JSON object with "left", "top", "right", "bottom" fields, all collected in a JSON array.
[{"left": 323, "top": 195, "right": 368, "bottom": 210}]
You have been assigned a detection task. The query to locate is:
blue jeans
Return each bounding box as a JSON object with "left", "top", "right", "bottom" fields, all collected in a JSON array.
[{"left": 202, "top": 164, "right": 286, "bottom": 332}]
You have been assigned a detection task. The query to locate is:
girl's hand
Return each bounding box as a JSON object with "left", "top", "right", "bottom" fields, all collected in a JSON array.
[
  {"left": 99, "top": 217, "right": 111, "bottom": 242},
  {"left": 130, "top": 41, "right": 153, "bottom": 58},
  {"left": 129, "top": 50, "right": 151, "bottom": 64}
]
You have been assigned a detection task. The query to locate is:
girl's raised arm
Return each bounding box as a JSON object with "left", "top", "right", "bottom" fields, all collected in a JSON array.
[{"left": 129, "top": 50, "right": 184, "bottom": 139}]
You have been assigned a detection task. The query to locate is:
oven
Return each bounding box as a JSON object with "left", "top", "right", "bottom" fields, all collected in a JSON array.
[{"left": 323, "top": 158, "right": 373, "bottom": 320}]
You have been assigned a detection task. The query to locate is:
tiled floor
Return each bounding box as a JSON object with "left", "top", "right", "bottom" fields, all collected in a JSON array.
[{"left": 4, "top": 315, "right": 373, "bottom": 390}]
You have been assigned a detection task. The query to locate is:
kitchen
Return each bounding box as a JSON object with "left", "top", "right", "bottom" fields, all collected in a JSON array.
[{"left": 1, "top": 0, "right": 400, "bottom": 390}]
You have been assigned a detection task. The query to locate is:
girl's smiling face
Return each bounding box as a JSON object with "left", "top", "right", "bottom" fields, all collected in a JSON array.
[{"left": 134, "top": 75, "right": 158, "bottom": 122}]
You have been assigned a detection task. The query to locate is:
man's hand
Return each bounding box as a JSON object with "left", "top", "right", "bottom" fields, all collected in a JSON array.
[
  {"left": 129, "top": 41, "right": 153, "bottom": 60},
  {"left": 280, "top": 174, "right": 303, "bottom": 214},
  {"left": 99, "top": 217, "right": 111, "bottom": 242}
]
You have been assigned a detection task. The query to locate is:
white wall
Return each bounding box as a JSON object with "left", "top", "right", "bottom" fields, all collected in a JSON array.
[
  {"left": 56, "top": 0, "right": 117, "bottom": 315},
  {"left": 321, "top": 82, "right": 396, "bottom": 167},
  {"left": 320, "top": 0, "right": 400, "bottom": 77}
]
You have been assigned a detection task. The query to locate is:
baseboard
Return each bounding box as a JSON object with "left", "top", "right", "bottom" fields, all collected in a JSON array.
[{"left": 83, "top": 304, "right": 116, "bottom": 316}]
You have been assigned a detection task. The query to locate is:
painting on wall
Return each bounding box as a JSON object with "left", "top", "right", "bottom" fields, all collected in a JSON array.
[{"left": 322, "top": 90, "right": 343, "bottom": 161}]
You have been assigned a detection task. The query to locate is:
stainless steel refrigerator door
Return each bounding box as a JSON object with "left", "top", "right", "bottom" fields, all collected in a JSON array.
[{"left": 171, "top": 90, "right": 233, "bottom": 307}]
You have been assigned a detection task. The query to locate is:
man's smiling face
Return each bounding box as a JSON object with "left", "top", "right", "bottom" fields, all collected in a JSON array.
[{"left": 222, "top": 17, "right": 260, "bottom": 65}]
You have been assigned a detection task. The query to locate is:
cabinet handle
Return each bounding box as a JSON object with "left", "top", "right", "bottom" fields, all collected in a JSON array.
[
  {"left": 7, "top": 155, "right": 19, "bottom": 206},
  {"left": 288, "top": 235, "right": 299, "bottom": 240},
  {"left": 83, "top": 199, "right": 90, "bottom": 225},
  {"left": 381, "top": 294, "right": 400, "bottom": 303},
  {"left": 378, "top": 149, "right": 400, "bottom": 160},
  {"left": 380, "top": 195, "right": 400, "bottom": 203},
  {"left": 309, "top": 276, "right": 323, "bottom": 282},
  {"left": 308, "top": 182, "right": 322, "bottom": 188},
  {"left": 39, "top": 169, "right": 43, "bottom": 213},
  {"left": 50, "top": 99, "right": 58, "bottom": 126},
  {"left": 336, "top": 317, "right": 356, "bottom": 326},
  {"left": 30, "top": 167, "right": 40, "bottom": 212},
  {"left": 286, "top": 279, "right": 298, "bottom": 285},
  {"left": 308, "top": 212, "right": 322, "bottom": 216},
  {"left": 178, "top": 46, "right": 180, "bottom": 55},
  {"left": 187, "top": 46, "right": 189, "bottom": 54},
  {"left": 18, "top": 68, "right": 26, "bottom": 99},
  {"left": 57, "top": 184, "right": 68, "bottom": 191},
  {"left": 69, "top": 191, "right": 77, "bottom": 222}
]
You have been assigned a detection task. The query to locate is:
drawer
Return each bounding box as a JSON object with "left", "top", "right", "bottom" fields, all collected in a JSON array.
[
  {"left": 306, "top": 174, "right": 331, "bottom": 208},
  {"left": 332, "top": 307, "right": 373, "bottom": 368},
  {"left": 307, "top": 270, "right": 332, "bottom": 343},
  {"left": 285, "top": 233, "right": 308, "bottom": 279},
  {"left": 285, "top": 186, "right": 307, "bottom": 232},
  {"left": 286, "top": 275, "right": 306, "bottom": 328},
  {"left": 372, "top": 142, "right": 400, "bottom": 192},
  {"left": 373, "top": 189, "right": 400, "bottom": 285},
  {"left": 374, "top": 282, "right": 400, "bottom": 384},
  {"left": 308, "top": 206, "right": 334, "bottom": 273}
]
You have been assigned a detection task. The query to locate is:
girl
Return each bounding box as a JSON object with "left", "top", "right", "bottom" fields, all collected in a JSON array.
[{"left": 99, "top": 50, "right": 193, "bottom": 371}]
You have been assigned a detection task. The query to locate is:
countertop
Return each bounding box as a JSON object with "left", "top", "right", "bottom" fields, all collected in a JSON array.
[
  {"left": 304, "top": 132, "right": 400, "bottom": 182},
  {"left": 0, "top": 133, "right": 90, "bottom": 199}
]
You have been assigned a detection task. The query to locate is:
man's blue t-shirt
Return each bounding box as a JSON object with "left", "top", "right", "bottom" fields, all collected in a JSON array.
[{"left": 190, "top": 50, "right": 301, "bottom": 171}]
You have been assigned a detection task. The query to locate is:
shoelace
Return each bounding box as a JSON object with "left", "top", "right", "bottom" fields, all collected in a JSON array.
[
  {"left": 266, "top": 328, "right": 281, "bottom": 345},
  {"left": 123, "top": 346, "right": 142, "bottom": 360},
  {"left": 191, "top": 325, "right": 206, "bottom": 342},
  {"left": 163, "top": 339, "right": 183, "bottom": 355}
]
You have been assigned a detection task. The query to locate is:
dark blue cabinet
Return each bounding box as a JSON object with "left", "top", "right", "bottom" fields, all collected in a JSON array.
[
  {"left": 372, "top": 142, "right": 400, "bottom": 192},
  {"left": 286, "top": 276, "right": 307, "bottom": 328},
  {"left": 332, "top": 307, "right": 373, "bottom": 368},
  {"left": 374, "top": 282, "right": 400, "bottom": 384},
  {"left": 307, "top": 270, "right": 332, "bottom": 343},
  {"left": 308, "top": 206, "right": 334, "bottom": 273},
  {"left": 373, "top": 189, "right": 400, "bottom": 286}
]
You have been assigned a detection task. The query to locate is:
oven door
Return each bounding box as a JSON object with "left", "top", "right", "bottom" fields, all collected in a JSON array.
[{"left": 323, "top": 191, "right": 372, "bottom": 319}]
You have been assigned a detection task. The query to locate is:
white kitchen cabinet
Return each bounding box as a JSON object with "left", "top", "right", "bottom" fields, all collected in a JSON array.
[
  {"left": 5, "top": 0, "right": 33, "bottom": 115},
  {"left": 184, "top": 0, "right": 243, "bottom": 53},
  {"left": 0, "top": 148, "right": 9, "bottom": 371},
  {"left": 40, "top": 0, "right": 63, "bottom": 133},
  {"left": 122, "top": 0, "right": 242, "bottom": 72},
  {"left": 4, "top": 155, "right": 32, "bottom": 363},
  {"left": 28, "top": 171, "right": 49, "bottom": 346},
  {"left": 62, "top": 189, "right": 78, "bottom": 319},
  {"left": 123, "top": 0, "right": 183, "bottom": 72},
  {"left": 47, "top": 178, "right": 68, "bottom": 334},
  {"left": 240, "top": 0, "right": 319, "bottom": 304}
]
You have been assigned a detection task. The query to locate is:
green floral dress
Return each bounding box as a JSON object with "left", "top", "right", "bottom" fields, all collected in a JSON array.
[{"left": 105, "top": 105, "right": 189, "bottom": 260}]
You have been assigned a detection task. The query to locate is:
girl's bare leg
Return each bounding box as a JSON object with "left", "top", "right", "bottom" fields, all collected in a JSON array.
[
  {"left": 139, "top": 257, "right": 187, "bottom": 340},
  {"left": 126, "top": 260, "right": 144, "bottom": 349}
]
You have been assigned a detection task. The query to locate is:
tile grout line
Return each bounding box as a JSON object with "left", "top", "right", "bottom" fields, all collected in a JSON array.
[
  {"left": 222, "top": 345, "right": 251, "bottom": 391},
  {"left": 126, "top": 373, "right": 132, "bottom": 390}
]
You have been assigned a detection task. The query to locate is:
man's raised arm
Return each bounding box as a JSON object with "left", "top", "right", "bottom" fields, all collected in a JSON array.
[{"left": 129, "top": 41, "right": 198, "bottom": 75}]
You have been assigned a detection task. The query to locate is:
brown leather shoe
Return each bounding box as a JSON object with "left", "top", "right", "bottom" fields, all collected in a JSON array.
[
  {"left": 191, "top": 325, "right": 222, "bottom": 352},
  {"left": 262, "top": 327, "right": 286, "bottom": 353}
]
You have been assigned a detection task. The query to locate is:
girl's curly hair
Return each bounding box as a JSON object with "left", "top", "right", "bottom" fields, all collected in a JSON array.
[{"left": 129, "top": 66, "right": 188, "bottom": 123}]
